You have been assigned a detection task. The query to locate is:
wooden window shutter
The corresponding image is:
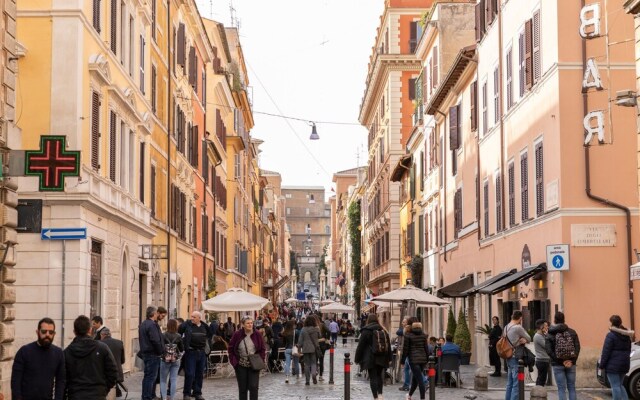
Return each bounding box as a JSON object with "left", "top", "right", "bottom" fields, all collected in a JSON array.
[
  {"left": 187, "top": 122, "right": 192, "bottom": 161},
  {"left": 139, "top": 35, "right": 145, "bottom": 93},
  {"left": 91, "top": 91, "right": 101, "bottom": 171},
  {"left": 525, "top": 19, "right": 533, "bottom": 90},
  {"left": 535, "top": 142, "right": 544, "bottom": 216},
  {"left": 151, "top": 0, "right": 156, "bottom": 41},
  {"left": 423, "top": 66, "right": 429, "bottom": 103},
  {"left": 408, "top": 78, "right": 416, "bottom": 101},
  {"left": 150, "top": 165, "right": 156, "bottom": 217},
  {"left": 409, "top": 21, "right": 417, "bottom": 53},
  {"left": 110, "top": 0, "right": 117, "bottom": 54},
  {"left": 109, "top": 111, "right": 117, "bottom": 182},
  {"left": 508, "top": 163, "right": 515, "bottom": 226},
  {"left": 419, "top": 151, "right": 424, "bottom": 191},
  {"left": 475, "top": 0, "right": 482, "bottom": 42},
  {"left": 470, "top": 81, "right": 478, "bottom": 131},
  {"left": 486, "top": 0, "right": 493, "bottom": 26},
  {"left": 188, "top": 46, "right": 196, "bottom": 86},
  {"left": 93, "top": 0, "right": 101, "bottom": 33},
  {"left": 139, "top": 142, "right": 145, "bottom": 203},
  {"left": 449, "top": 105, "right": 459, "bottom": 151},
  {"left": 496, "top": 173, "right": 503, "bottom": 232},
  {"left": 494, "top": 66, "right": 500, "bottom": 123},
  {"left": 532, "top": 11, "right": 541, "bottom": 84},
  {"left": 519, "top": 32, "right": 525, "bottom": 96},
  {"left": 521, "top": 152, "right": 529, "bottom": 220},
  {"left": 193, "top": 125, "right": 199, "bottom": 168},
  {"left": 506, "top": 48, "right": 513, "bottom": 109},
  {"left": 432, "top": 47, "right": 438, "bottom": 88},
  {"left": 151, "top": 65, "right": 156, "bottom": 113},
  {"left": 483, "top": 181, "right": 489, "bottom": 236},
  {"left": 177, "top": 23, "right": 185, "bottom": 67},
  {"left": 202, "top": 136, "right": 208, "bottom": 183}
]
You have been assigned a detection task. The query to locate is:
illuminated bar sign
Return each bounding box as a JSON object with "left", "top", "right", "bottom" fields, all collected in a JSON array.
[
  {"left": 25, "top": 135, "right": 80, "bottom": 191},
  {"left": 579, "top": 2, "right": 605, "bottom": 146}
]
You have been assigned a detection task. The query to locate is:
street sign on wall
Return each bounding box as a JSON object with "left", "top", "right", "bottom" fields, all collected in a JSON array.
[
  {"left": 546, "top": 244, "right": 570, "bottom": 271},
  {"left": 41, "top": 227, "right": 87, "bottom": 240}
]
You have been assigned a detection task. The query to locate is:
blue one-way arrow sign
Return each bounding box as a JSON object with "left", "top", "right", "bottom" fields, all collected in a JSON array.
[{"left": 41, "top": 228, "right": 87, "bottom": 240}]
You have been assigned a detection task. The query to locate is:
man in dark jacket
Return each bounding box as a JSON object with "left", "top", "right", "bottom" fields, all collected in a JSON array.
[
  {"left": 100, "top": 327, "right": 125, "bottom": 400},
  {"left": 355, "top": 314, "right": 391, "bottom": 400},
  {"left": 64, "top": 315, "right": 118, "bottom": 400},
  {"left": 92, "top": 316, "right": 106, "bottom": 340},
  {"left": 11, "top": 317, "right": 65, "bottom": 400},
  {"left": 138, "top": 306, "right": 164, "bottom": 400},
  {"left": 545, "top": 312, "right": 580, "bottom": 400},
  {"left": 179, "top": 311, "right": 212, "bottom": 400},
  {"left": 488, "top": 316, "right": 503, "bottom": 376}
]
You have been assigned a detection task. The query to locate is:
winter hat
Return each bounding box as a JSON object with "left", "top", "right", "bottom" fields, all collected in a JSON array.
[{"left": 412, "top": 322, "right": 423, "bottom": 330}]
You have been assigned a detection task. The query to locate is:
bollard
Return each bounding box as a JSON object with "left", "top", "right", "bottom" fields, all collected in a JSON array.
[
  {"left": 329, "top": 342, "right": 335, "bottom": 384},
  {"left": 530, "top": 386, "right": 548, "bottom": 400},
  {"left": 474, "top": 368, "right": 488, "bottom": 391},
  {"left": 428, "top": 355, "right": 436, "bottom": 400},
  {"left": 344, "top": 353, "right": 351, "bottom": 400},
  {"left": 436, "top": 344, "right": 443, "bottom": 386},
  {"left": 518, "top": 359, "right": 525, "bottom": 400}
]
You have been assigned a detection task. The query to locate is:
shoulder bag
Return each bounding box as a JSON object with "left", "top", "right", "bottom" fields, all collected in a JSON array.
[
  {"left": 243, "top": 336, "right": 266, "bottom": 371},
  {"left": 496, "top": 326, "right": 514, "bottom": 359}
]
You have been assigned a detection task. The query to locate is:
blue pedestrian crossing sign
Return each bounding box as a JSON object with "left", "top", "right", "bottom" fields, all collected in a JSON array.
[{"left": 546, "top": 244, "right": 569, "bottom": 271}]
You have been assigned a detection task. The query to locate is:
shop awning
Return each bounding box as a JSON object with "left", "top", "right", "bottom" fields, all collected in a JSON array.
[
  {"left": 390, "top": 155, "right": 413, "bottom": 182},
  {"left": 460, "top": 269, "right": 517, "bottom": 296},
  {"left": 274, "top": 275, "right": 290, "bottom": 290},
  {"left": 478, "top": 263, "right": 547, "bottom": 295},
  {"left": 437, "top": 275, "right": 474, "bottom": 298}
]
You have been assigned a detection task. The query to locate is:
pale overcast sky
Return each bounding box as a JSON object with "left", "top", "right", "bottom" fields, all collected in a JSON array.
[{"left": 195, "top": 0, "right": 384, "bottom": 193}]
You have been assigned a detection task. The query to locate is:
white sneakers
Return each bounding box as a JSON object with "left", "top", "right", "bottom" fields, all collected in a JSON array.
[{"left": 405, "top": 394, "right": 412, "bottom": 400}]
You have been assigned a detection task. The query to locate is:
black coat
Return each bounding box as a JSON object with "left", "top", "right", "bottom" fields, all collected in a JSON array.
[
  {"left": 489, "top": 324, "right": 502, "bottom": 347},
  {"left": 354, "top": 322, "right": 392, "bottom": 369},
  {"left": 600, "top": 327, "right": 633, "bottom": 374},
  {"left": 101, "top": 337, "right": 125, "bottom": 382},
  {"left": 402, "top": 328, "right": 429, "bottom": 366},
  {"left": 64, "top": 336, "right": 118, "bottom": 399}
]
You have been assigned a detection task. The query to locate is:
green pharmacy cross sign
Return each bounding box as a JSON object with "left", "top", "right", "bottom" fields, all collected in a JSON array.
[{"left": 25, "top": 135, "right": 80, "bottom": 191}]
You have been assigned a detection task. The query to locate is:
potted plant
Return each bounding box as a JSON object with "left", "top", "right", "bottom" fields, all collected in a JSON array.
[
  {"left": 454, "top": 308, "right": 472, "bottom": 365},
  {"left": 446, "top": 308, "right": 457, "bottom": 338}
]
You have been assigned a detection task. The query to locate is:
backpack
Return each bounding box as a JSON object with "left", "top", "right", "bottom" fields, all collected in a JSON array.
[
  {"left": 372, "top": 329, "right": 390, "bottom": 355},
  {"left": 163, "top": 336, "right": 180, "bottom": 363},
  {"left": 554, "top": 330, "right": 576, "bottom": 360},
  {"left": 225, "top": 322, "right": 235, "bottom": 337},
  {"left": 496, "top": 327, "right": 514, "bottom": 359}
]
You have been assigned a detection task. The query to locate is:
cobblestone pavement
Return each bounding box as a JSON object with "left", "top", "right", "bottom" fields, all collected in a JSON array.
[{"left": 123, "top": 342, "right": 611, "bottom": 400}]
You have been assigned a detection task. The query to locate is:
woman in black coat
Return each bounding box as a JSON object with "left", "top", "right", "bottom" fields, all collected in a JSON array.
[
  {"left": 402, "top": 321, "right": 429, "bottom": 400},
  {"left": 488, "top": 316, "right": 503, "bottom": 376},
  {"left": 355, "top": 314, "right": 392, "bottom": 400},
  {"left": 600, "top": 315, "right": 634, "bottom": 400}
]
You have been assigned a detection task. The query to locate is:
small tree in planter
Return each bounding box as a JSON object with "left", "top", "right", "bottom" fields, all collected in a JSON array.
[
  {"left": 446, "top": 308, "right": 457, "bottom": 338},
  {"left": 454, "top": 308, "right": 472, "bottom": 365}
]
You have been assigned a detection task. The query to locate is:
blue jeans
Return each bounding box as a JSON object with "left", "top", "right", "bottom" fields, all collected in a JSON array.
[
  {"left": 403, "top": 358, "right": 411, "bottom": 388},
  {"left": 183, "top": 349, "right": 207, "bottom": 396},
  {"left": 504, "top": 356, "right": 520, "bottom": 400},
  {"left": 160, "top": 360, "right": 180, "bottom": 400},
  {"left": 285, "top": 348, "right": 293, "bottom": 376},
  {"left": 607, "top": 372, "right": 629, "bottom": 400},
  {"left": 142, "top": 355, "right": 161, "bottom": 400},
  {"left": 552, "top": 364, "right": 577, "bottom": 400}
]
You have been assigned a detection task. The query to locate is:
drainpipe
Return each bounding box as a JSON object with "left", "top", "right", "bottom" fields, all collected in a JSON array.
[
  {"left": 498, "top": 3, "right": 506, "bottom": 232},
  {"left": 580, "top": 0, "right": 635, "bottom": 330},
  {"left": 166, "top": 0, "right": 172, "bottom": 315},
  {"left": 434, "top": 110, "right": 447, "bottom": 262}
]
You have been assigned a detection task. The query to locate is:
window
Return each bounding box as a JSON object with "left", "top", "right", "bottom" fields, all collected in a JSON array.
[
  {"left": 535, "top": 141, "right": 544, "bottom": 216},
  {"left": 449, "top": 104, "right": 460, "bottom": 176},
  {"left": 110, "top": 0, "right": 117, "bottom": 54},
  {"left": 519, "top": 30, "right": 526, "bottom": 97},
  {"left": 408, "top": 78, "right": 416, "bottom": 100},
  {"left": 202, "top": 212, "right": 208, "bottom": 252},
  {"left": 129, "top": 16, "right": 134, "bottom": 76},
  {"left": 305, "top": 208, "right": 310, "bottom": 215},
  {"left": 454, "top": 188, "right": 462, "bottom": 238},
  {"left": 190, "top": 205, "right": 196, "bottom": 244},
  {"left": 120, "top": 1, "right": 126, "bottom": 65},
  {"left": 128, "top": 130, "right": 135, "bottom": 193},
  {"left": 432, "top": 46, "right": 439, "bottom": 89},
  {"left": 188, "top": 46, "right": 197, "bottom": 89},
  {"left": 482, "top": 81, "right": 488, "bottom": 134},
  {"left": 109, "top": 111, "right": 117, "bottom": 182},
  {"left": 525, "top": 19, "right": 533, "bottom": 90},
  {"left": 286, "top": 207, "right": 290, "bottom": 215},
  {"left": 90, "top": 240, "right": 103, "bottom": 318},
  {"left": 151, "top": 65, "right": 157, "bottom": 113},
  {"left": 177, "top": 23, "right": 186, "bottom": 69},
  {"left": 92, "top": 0, "right": 101, "bottom": 33},
  {"left": 151, "top": 0, "right": 156, "bottom": 42},
  {"left": 483, "top": 180, "right": 489, "bottom": 236},
  {"left": 325, "top": 225, "right": 330, "bottom": 235},
  {"left": 495, "top": 173, "right": 503, "bottom": 232},
  {"left": 508, "top": 162, "right": 515, "bottom": 226},
  {"left": 506, "top": 48, "right": 513, "bottom": 110},
  {"left": 91, "top": 91, "right": 100, "bottom": 171},
  {"left": 139, "top": 34, "right": 145, "bottom": 93},
  {"left": 285, "top": 193, "right": 292, "bottom": 199},
  {"left": 532, "top": 11, "right": 541, "bottom": 84},
  {"left": 150, "top": 164, "right": 156, "bottom": 217},
  {"left": 470, "top": 81, "right": 478, "bottom": 131},
  {"left": 475, "top": 0, "right": 486, "bottom": 42},
  {"left": 234, "top": 153, "right": 240, "bottom": 179},
  {"left": 120, "top": 120, "right": 126, "bottom": 186},
  {"left": 521, "top": 152, "right": 529, "bottom": 220},
  {"left": 409, "top": 21, "right": 418, "bottom": 53},
  {"left": 493, "top": 66, "right": 500, "bottom": 123}
]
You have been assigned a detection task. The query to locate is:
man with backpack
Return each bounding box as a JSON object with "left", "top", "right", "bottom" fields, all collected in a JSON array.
[
  {"left": 545, "top": 312, "right": 580, "bottom": 400},
  {"left": 355, "top": 314, "right": 391, "bottom": 400},
  {"left": 502, "top": 311, "right": 531, "bottom": 400}
]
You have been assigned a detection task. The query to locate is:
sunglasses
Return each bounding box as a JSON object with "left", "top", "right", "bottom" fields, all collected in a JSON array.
[{"left": 39, "top": 329, "right": 55, "bottom": 335}]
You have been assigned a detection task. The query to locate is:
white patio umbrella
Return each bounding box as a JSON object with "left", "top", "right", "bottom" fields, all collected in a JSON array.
[
  {"left": 284, "top": 297, "right": 298, "bottom": 304},
  {"left": 320, "top": 299, "right": 335, "bottom": 305},
  {"left": 201, "top": 288, "right": 270, "bottom": 312},
  {"left": 320, "top": 302, "right": 355, "bottom": 313},
  {"left": 371, "top": 285, "right": 450, "bottom": 307}
]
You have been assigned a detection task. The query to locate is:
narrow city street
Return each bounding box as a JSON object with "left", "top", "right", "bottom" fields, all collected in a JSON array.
[{"left": 123, "top": 341, "right": 611, "bottom": 400}]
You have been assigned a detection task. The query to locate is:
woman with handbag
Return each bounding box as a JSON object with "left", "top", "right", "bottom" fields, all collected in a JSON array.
[
  {"left": 229, "top": 317, "right": 267, "bottom": 400},
  {"left": 283, "top": 320, "right": 297, "bottom": 383},
  {"left": 599, "top": 315, "right": 634, "bottom": 400},
  {"left": 298, "top": 316, "right": 321, "bottom": 385}
]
